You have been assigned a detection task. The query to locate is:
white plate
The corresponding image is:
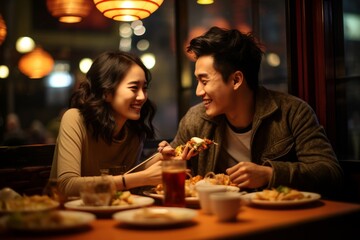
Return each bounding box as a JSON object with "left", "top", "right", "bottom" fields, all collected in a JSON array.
[
  {"left": 113, "top": 207, "right": 197, "bottom": 226},
  {"left": 242, "top": 191, "right": 321, "bottom": 207},
  {"left": 0, "top": 200, "right": 60, "bottom": 214},
  {"left": 1, "top": 210, "right": 95, "bottom": 232},
  {"left": 64, "top": 195, "right": 154, "bottom": 214},
  {"left": 143, "top": 191, "right": 199, "bottom": 204},
  {"left": 143, "top": 185, "right": 240, "bottom": 205}
]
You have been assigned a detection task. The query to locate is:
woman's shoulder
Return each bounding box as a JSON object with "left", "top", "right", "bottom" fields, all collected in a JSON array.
[
  {"left": 62, "top": 108, "right": 81, "bottom": 119},
  {"left": 61, "top": 108, "right": 84, "bottom": 126}
]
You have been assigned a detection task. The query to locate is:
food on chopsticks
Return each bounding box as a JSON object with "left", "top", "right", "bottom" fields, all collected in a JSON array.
[
  {"left": 254, "top": 186, "right": 310, "bottom": 201},
  {"left": 155, "top": 172, "right": 236, "bottom": 198},
  {"left": 174, "top": 137, "right": 218, "bottom": 157},
  {"left": 0, "top": 194, "right": 59, "bottom": 212}
]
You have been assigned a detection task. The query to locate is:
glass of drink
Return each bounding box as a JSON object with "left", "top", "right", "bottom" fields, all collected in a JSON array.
[{"left": 162, "top": 159, "right": 187, "bottom": 207}]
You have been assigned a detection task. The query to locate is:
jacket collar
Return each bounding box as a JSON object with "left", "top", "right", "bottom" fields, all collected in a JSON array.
[{"left": 199, "top": 86, "right": 279, "bottom": 127}]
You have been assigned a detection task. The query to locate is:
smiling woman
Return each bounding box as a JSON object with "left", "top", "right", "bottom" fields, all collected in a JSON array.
[{"left": 49, "top": 50, "right": 163, "bottom": 200}]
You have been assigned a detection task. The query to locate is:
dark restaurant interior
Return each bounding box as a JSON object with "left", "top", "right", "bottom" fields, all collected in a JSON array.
[
  {"left": 0, "top": 0, "right": 360, "bottom": 201},
  {"left": 0, "top": 0, "right": 359, "bottom": 239}
]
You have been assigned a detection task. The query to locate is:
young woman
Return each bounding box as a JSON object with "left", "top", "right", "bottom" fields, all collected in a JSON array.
[{"left": 50, "top": 51, "right": 162, "bottom": 198}]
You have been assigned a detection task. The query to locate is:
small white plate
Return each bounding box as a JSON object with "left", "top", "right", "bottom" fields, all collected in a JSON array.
[
  {"left": 143, "top": 191, "right": 199, "bottom": 204},
  {"left": 113, "top": 207, "right": 197, "bottom": 226},
  {"left": 1, "top": 210, "right": 95, "bottom": 232},
  {"left": 242, "top": 191, "right": 321, "bottom": 207},
  {"left": 143, "top": 185, "right": 240, "bottom": 205},
  {"left": 64, "top": 195, "right": 154, "bottom": 214}
]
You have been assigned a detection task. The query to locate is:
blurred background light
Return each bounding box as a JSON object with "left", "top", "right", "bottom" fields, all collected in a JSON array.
[
  {"left": 0, "top": 65, "right": 9, "bottom": 78},
  {"left": 47, "top": 62, "right": 72, "bottom": 88},
  {"left": 79, "top": 58, "right": 93, "bottom": 74},
  {"left": 137, "top": 39, "right": 150, "bottom": 51},
  {"left": 266, "top": 53, "right": 281, "bottom": 67},
  {"left": 16, "top": 37, "right": 35, "bottom": 53},
  {"left": 140, "top": 53, "right": 156, "bottom": 69}
]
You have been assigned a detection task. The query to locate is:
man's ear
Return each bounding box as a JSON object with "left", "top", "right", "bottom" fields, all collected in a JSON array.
[{"left": 233, "top": 71, "right": 244, "bottom": 90}]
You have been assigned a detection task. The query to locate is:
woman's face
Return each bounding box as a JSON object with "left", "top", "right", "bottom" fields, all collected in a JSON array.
[{"left": 108, "top": 64, "right": 148, "bottom": 125}]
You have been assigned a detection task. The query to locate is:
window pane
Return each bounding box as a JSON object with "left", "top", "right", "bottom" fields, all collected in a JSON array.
[
  {"left": 185, "top": 0, "right": 288, "bottom": 107},
  {"left": 338, "top": 0, "right": 360, "bottom": 160}
]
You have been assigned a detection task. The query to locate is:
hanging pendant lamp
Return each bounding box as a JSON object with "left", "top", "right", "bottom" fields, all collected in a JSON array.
[
  {"left": 197, "top": 0, "right": 214, "bottom": 4},
  {"left": 46, "top": 0, "right": 92, "bottom": 23},
  {"left": 93, "top": 0, "right": 164, "bottom": 22},
  {"left": 18, "top": 47, "right": 55, "bottom": 79}
]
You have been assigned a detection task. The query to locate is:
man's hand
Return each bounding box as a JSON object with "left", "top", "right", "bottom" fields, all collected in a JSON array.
[{"left": 226, "top": 162, "right": 273, "bottom": 189}]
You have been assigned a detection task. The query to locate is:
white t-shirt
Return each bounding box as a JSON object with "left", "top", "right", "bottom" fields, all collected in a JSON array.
[{"left": 224, "top": 124, "right": 252, "bottom": 165}]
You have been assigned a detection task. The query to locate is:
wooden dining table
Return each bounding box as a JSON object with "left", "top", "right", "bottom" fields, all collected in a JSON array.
[{"left": 1, "top": 197, "right": 360, "bottom": 240}]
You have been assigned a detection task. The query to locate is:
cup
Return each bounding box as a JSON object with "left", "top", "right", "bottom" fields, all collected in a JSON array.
[
  {"left": 196, "top": 185, "right": 227, "bottom": 214},
  {"left": 80, "top": 179, "right": 114, "bottom": 206},
  {"left": 210, "top": 192, "right": 243, "bottom": 222},
  {"left": 162, "top": 159, "right": 187, "bottom": 207}
]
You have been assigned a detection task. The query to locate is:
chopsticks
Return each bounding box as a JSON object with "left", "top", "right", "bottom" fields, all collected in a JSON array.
[{"left": 123, "top": 152, "right": 160, "bottom": 175}]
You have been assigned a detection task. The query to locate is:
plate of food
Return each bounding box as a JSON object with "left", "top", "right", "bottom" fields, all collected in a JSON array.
[
  {"left": 0, "top": 194, "right": 60, "bottom": 214},
  {"left": 113, "top": 207, "right": 197, "bottom": 227},
  {"left": 144, "top": 173, "right": 240, "bottom": 204},
  {"left": 241, "top": 186, "right": 321, "bottom": 207},
  {"left": 64, "top": 192, "right": 154, "bottom": 214},
  {"left": 0, "top": 210, "right": 95, "bottom": 232}
]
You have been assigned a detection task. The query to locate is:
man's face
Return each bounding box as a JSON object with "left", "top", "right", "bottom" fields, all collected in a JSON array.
[{"left": 194, "top": 55, "right": 235, "bottom": 117}]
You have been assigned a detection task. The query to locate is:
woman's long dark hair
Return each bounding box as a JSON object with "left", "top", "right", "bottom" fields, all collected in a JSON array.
[{"left": 70, "top": 51, "right": 156, "bottom": 144}]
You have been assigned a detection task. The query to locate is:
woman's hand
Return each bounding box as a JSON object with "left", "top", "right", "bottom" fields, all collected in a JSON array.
[
  {"left": 226, "top": 162, "right": 273, "bottom": 189},
  {"left": 141, "top": 161, "right": 162, "bottom": 186},
  {"left": 157, "top": 140, "right": 171, "bottom": 153}
]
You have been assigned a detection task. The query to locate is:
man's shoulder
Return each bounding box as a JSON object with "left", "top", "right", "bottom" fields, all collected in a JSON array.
[
  {"left": 188, "top": 102, "right": 205, "bottom": 112},
  {"left": 258, "top": 86, "right": 314, "bottom": 118},
  {"left": 260, "top": 86, "right": 308, "bottom": 106}
]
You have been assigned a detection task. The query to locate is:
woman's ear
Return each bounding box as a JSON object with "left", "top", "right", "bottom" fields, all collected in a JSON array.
[
  {"left": 233, "top": 71, "right": 244, "bottom": 90},
  {"left": 104, "top": 93, "right": 113, "bottom": 103}
]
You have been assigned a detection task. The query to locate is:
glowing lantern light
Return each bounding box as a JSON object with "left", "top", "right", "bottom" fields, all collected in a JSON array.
[
  {"left": 18, "top": 47, "right": 55, "bottom": 79},
  {"left": 0, "top": 14, "right": 7, "bottom": 45},
  {"left": 93, "top": 0, "right": 164, "bottom": 22},
  {"left": 46, "top": 0, "right": 92, "bottom": 23}
]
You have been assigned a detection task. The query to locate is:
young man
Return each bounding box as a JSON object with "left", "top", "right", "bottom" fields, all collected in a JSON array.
[{"left": 159, "top": 26, "right": 343, "bottom": 198}]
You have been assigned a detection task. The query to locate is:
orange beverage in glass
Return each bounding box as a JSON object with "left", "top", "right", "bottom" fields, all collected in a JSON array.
[{"left": 162, "top": 160, "right": 186, "bottom": 207}]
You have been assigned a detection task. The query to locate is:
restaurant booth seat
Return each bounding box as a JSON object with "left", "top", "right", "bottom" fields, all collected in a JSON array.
[
  {"left": 0, "top": 140, "right": 170, "bottom": 197},
  {"left": 0, "top": 144, "right": 55, "bottom": 196}
]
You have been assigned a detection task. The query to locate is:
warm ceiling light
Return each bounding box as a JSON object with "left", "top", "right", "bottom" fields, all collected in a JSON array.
[
  {"left": 18, "top": 47, "right": 55, "bottom": 79},
  {"left": 46, "top": 0, "right": 92, "bottom": 23},
  {"left": 0, "top": 14, "right": 7, "bottom": 45},
  {"left": 197, "top": 0, "right": 214, "bottom": 4},
  {"left": 93, "top": 0, "right": 164, "bottom": 22}
]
